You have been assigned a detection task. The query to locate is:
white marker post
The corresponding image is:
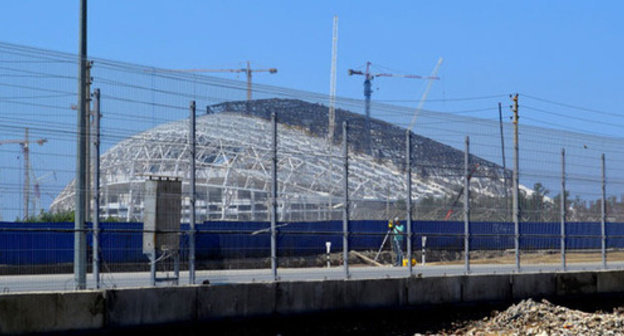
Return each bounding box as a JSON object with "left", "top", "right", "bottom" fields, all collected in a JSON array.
[
  {"left": 325, "top": 241, "right": 332, "bottom": 268},
  {"left": 421, "top": 236, "right": 427, "bottom": 266}
]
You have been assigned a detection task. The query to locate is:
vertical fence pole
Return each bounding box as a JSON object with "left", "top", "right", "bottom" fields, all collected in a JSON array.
[
  {"left": 271, "top": 112, "right": 278, "bottom": 281},
  {"left": 92, "top": 89, "right": 101, "bottom": 289},
  {"left": 189, "top": 101, "right": 196, "bottom": 284},
  {"left": 342, "top": 121, "right": 350, "bottom": 279},
  {"left": 24, "top": 127, "right": 29, "bottom": 220},
  {"left": 74, "top": 0, "right": 88, "bottom": 290},
  {"left": 601, "top": 153, "right": 607, "bottom": 269},
  {"left": 561, "top": 148, "right": 566, "bottom": 271},
  {"left": 512, "top": 94, "right": 520, "bottom": 271},
  {"left": 464, "top": 136, "right": 470, "bottom": 273},
  {"left": 406, "top": 130, "right": 412, "bottom": 275}
]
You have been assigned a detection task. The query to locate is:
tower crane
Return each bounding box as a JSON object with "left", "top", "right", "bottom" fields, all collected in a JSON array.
[
  {"left": 0, "top": 128, "right": 47, "bottom": 220},
  {"left": 164, "top": 61, "right": 277, "bottom": 101},
  {"left": 348, "top": 62, "right": 439, "bottom": 153}
]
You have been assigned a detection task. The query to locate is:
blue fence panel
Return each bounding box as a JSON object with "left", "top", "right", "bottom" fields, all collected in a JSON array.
[
  {"left": 470, "top": 222, "right": 514, "bottom": 250},
  {"left": 606, "top": 222, "right": 624, "bottom": 249},
  {"left": 278, "top": 220, "right": 343, "bottom": 257},
  {"left": 414, "top": 220, "right": 463, "bottom": 250},
  {"left": 567, "top": 222, "right": 601, "bottom": 250},
  {"left": 350, "top": 220, "right": 387, "bottom": 251},
  {"left": 197, "top": 221, "right": 271, "bottom": 259},
  {"left": 0, "top": 222, "right": 73, "bottom": 265},
  {"left": 520, "top": 222, "right": 559, "bottom": 250},
  {"left": 97, "top": 222, "right": 143, "bottom": 263}
]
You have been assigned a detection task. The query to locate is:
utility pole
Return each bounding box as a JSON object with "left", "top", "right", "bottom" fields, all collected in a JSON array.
[
  {"left": 75, "top": 0, "right": 88, "bottom": 290},
  {"left": 511, "top": 94, "right": 520, "bottom": 271},
  {"left": 85, "top": 61, "right": 93, "bottom": 221}
]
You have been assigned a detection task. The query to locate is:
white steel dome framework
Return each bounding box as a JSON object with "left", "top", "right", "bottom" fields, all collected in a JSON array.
[{"left": 50, "top": 99, "right": 506, "bottom": 222}]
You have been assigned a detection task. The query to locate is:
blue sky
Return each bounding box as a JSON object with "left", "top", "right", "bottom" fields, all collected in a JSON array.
[
  {"left": 1, "top": 1, "right": 623, "bottom": 220},
  {"left": 1, "top": 0, "right": 623, "bottom": 132}
]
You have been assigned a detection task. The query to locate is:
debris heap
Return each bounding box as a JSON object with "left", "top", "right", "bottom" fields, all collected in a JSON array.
[{"left": 426, "top": 298, "right": 624, "bottom": 335}]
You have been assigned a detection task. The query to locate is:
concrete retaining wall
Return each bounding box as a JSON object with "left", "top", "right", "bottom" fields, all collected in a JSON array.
[
  {"left": 4, "top": 269, "right": 624, "bottom": 334},
  {"left": 0, "top": 290, "right": 104, "bottom": 334}
]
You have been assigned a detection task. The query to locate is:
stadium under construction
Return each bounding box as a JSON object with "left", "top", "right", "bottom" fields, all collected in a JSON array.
[{"left": 50, "top": 98, "right": 508, "bottom": 222}]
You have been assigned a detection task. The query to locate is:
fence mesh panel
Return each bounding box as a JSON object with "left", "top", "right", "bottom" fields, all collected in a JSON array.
[{"left": 3, "top": 41, "right": 624, "bottom": 291}]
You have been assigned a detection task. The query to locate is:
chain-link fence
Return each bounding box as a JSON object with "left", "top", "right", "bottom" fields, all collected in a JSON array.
[{"left": 1, "top": 41, "right": 624, "bottom": 292}]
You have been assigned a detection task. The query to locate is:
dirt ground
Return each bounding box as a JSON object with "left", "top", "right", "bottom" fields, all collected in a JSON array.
[
  {"left": 431, "top": 250, "right": 624, "bottom": 266},
  {"left": 343, "top": 249, "right": 624, "bottom": 268}
]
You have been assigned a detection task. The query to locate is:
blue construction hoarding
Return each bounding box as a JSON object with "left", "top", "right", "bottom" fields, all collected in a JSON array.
[{"left": 0, "top": 220, "right": 622, "bottom": 265}]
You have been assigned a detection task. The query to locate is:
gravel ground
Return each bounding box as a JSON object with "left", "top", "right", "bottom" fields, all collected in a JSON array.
[{"left": 427, "top": 298, "right": 624, "bottom": 336}]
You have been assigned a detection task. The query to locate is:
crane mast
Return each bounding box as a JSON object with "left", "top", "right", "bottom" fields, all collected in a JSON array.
[
  {"left": 408, "top": 57, "right": 444, "bottom": 130},
  {"left": 0, "top": 128, "right": 47, "bottom": 220}
]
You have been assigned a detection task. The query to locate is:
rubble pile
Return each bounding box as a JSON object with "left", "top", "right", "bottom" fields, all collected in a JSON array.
[{"left": 427, "top": 298, "right": 624, "bottom": 335}]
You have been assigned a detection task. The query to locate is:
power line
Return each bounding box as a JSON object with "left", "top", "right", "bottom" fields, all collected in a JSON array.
[
  {"left": 522, "top": 93, "right": 624, "bottom": 119},
  {"left": 376, "top": 94, "right": 506, "bottom": 103}
]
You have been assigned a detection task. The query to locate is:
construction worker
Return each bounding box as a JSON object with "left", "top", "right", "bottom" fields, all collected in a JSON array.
[{"left": 390, "top": 216, "right": 404, "bottom": 266}]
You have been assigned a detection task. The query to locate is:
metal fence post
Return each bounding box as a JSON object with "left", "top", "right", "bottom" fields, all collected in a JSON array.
[
  {"left": 406, "top": 130, "right": 412, "bottom": 276},
  {"left": 511, "top": 94, "right": 520, "bottom": 271},
  {"left": 601, "top": 153, "right": 607, "bottom": 269},
  {"left": 271, "top": 112, "right": 278, "bottom": 281},
  {"left": 464, "top": 136, "right": 470, "bottom": 273},
  {"left": 92, "top": 88, "right": 101, "bottom": 289},
  {"left": 560, "top": 148, "right": 566, "bottom": 271},
  {"left": 189, "top": 101, "right": 196, "bottom": 284},
  {"left": 342, "top": 121, "right": 350, "bottom": 279}
]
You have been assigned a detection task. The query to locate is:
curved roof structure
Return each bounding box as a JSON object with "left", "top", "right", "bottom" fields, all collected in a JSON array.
[{"left": 50, "top": 99, "right": 506, "bottom": 221}]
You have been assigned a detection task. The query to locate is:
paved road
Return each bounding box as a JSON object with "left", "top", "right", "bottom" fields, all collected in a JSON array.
[{"left": 1, "top": 261, "right": 623, "bottom": 293}]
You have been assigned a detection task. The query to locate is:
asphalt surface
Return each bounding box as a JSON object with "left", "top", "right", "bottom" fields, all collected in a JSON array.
[{"left": 2, "top": 261, "right": 623, "bottom": 293}]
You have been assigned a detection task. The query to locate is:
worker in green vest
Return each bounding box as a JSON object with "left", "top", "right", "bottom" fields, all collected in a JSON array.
[{"left": 390, "top": 217, "right": 404, "bottom": 266}]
